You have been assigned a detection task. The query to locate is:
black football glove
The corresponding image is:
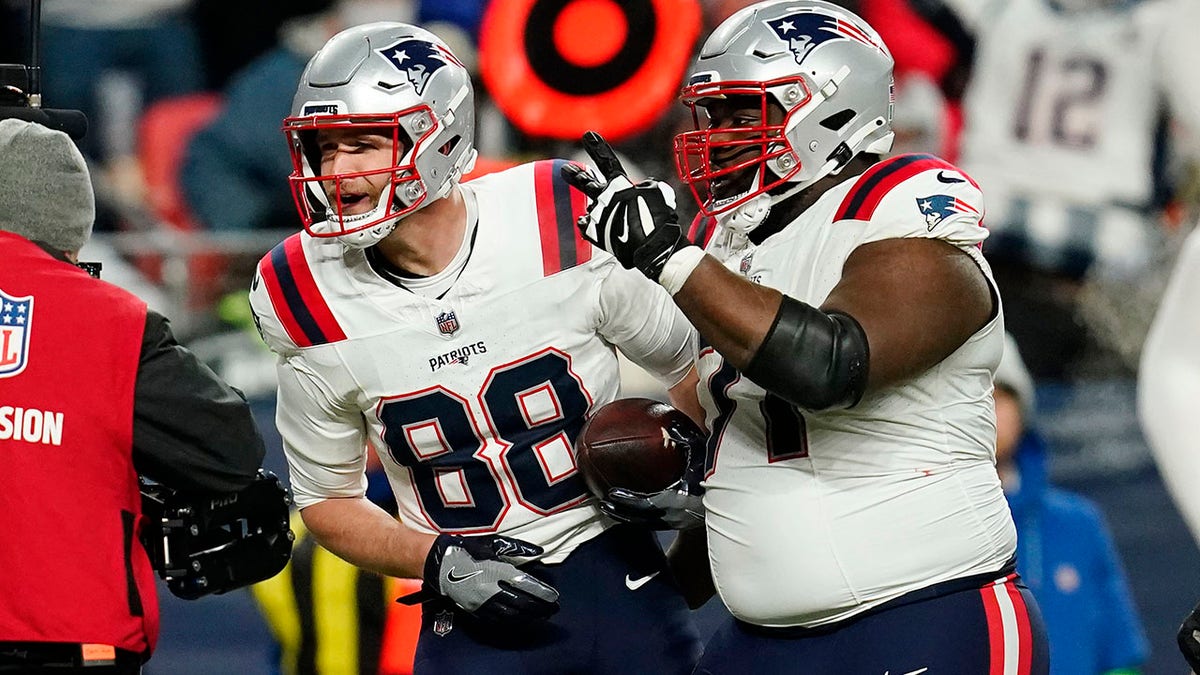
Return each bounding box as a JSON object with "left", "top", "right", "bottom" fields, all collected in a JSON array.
[
  {"left": 600, "top": 481, "right": 705, "bottom": 531},
  {"left": 598, "top": 414, "right": 708, "bottom": 531},
  {"left": 400, "top": 534, "right": 560, "bottom": 623},
  {"left": 1179, "top": 599, "right": 1200, "bottom": 672},
  {"left": 560, "top": 131, "right": 692, "bottom": 281}
]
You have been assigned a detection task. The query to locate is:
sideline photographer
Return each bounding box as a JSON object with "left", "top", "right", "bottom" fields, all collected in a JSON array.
[{"left": 0, "top": 118, "right": 276, "bottom": 673}]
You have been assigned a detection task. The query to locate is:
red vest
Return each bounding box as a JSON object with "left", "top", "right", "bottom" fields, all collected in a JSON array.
[{"left": 0, "top": 231, "right": 159, "bottom": 654}]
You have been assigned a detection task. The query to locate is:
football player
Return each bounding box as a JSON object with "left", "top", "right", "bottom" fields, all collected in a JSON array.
[
  {"left": 249, "top": 22, "right": 702, "bottom": 674},
  {"left": 950, "top": 0, "right": 1200, "bottom": 377},
  {"left": 563, "top": 1, "right": 1049, "bottom": 671}
]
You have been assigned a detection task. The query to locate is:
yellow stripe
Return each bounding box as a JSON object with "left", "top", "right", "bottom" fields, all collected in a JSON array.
[
  {"left": 250, "top": 512, "right": 306, "bottom": 675},
  {"left": 313, "top": 541, "right": 361, "bottom": 674}
]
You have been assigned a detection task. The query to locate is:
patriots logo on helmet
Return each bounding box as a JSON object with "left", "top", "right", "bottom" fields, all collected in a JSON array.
[
  {"left": 0, "top": 289, "right": 33, "bottom": 378},
  {"left": 378, "top": 39, "right": 464, "bottom": 95},
  {"left": 766, "top": 11, "right": 882, "bottom": 66},
  {"left": 917, "top": 194, "right": 978, "bottom": 231}
]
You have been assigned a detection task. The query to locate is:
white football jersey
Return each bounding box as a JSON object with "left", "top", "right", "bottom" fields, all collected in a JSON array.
[
  {"left": 249, "top": 160, "right": 697, "bottom": 563},
  {"left": 958, "top": 0, "right": 1200, "bottom": 272},
  {"left": 698, "top": 154, "right": 1016, "bottom": 628}
]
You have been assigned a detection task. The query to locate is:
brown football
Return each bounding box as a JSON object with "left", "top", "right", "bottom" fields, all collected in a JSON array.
[{"left": 574, "top": 397, "right": 704, "bottom": 498}]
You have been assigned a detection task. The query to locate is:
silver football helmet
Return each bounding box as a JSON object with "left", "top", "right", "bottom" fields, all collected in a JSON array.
[
  {"left": 285, "top": 22, "right": 477, "bottom": 248},
  {"left": 674, "top": 0, "right": 894, "bottom": 232}
]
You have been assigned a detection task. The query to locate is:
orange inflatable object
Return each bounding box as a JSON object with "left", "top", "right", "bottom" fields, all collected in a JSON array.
[{"left": 480, "top": 0, "right": 701, "bottom": 142}]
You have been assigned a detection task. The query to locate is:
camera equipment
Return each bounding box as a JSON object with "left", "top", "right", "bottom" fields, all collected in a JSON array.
[
  {"left": 0, "top": 0, "right": 88, "bottom": 139},
  {"left": 139, "top": 470, "right": 295, "bottom": 600},
  {"left": 75, "top": 261, "right": 102, "bottom": 279}
]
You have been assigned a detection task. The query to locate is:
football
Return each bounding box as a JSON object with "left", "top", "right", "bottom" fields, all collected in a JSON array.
[{"left": 574, "top": 397, "right": 705, "bottom": 498}]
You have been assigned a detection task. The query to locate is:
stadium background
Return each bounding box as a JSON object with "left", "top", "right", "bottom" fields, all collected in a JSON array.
[{"left": 2, "top": 0, "right": 1197, "bottom": 672}]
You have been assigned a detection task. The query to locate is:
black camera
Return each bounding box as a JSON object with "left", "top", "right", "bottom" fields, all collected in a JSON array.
[
  {"left": 139, "top": 470, "right": 295, "bottom": 600},
  {"left": 76, "top": 261, "right": 102, "bottom": 279},
  {"left": 1, "top": 64, "right": 32, "bottom": 105}
]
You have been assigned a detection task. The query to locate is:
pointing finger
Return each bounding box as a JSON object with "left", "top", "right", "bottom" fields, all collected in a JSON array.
[{"left": 582, "top": 131, "right": 626, "bottom": 182}]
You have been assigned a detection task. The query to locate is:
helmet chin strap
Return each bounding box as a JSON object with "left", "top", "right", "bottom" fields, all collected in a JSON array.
[
  {"left": 719, "top": 172, "right": 772, "bottom": 235},
  {"left": 718, "top": 166, "right": 809, "bottom": 235}
]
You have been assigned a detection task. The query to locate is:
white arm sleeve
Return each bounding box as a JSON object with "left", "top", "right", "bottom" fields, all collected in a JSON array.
[
  {"left": 275, "top": 355, "right": 369, "bottom": 510},
  {"left": 1158, "top": 0, "right": 1200, "bottom": 158},
  {"left": 1139, "top": 226, "right": 1200, "bottom": 544},
  {"left": 597, "top": 264, "right": 697, "bottom": 390}
]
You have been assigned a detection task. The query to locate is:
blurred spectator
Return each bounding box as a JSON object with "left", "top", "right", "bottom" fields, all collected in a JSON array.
[
  {"left": 418, "top": 0, "right": 486, "bottom": 43},
  {"left": 1138, "top": 222, "right": 1200, "bottom": 546},
  {"left": 181, "top": 0, "right": 416, "bottom": 233},
  {"left": 39, "top": 0, "right": 205, "bottom": 167},
  {"left": 890, "top": 71, "right": 948, "bottom": 157},
  {"left": 862, "top": 0, "right": 972, "bottom": 159},
  {"left": 193, "top": 0, "right": 332, "bottom": 91},
  {"left": 948, "top": 0, "right": 1200, "bottom": 378},
  {"left": 995, "top": 333, "right": 1149, "bottom": 675}
]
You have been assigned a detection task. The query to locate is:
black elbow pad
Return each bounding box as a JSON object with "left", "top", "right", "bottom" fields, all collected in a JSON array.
[{"left": 742, "top": 296, "right": 870, "bottom": 410}]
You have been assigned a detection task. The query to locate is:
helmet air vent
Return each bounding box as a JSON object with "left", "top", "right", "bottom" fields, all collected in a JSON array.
[
  {"left": 439, "top": 135, "right": 461, "bottom": 157},
  {"left": 819, "top": 109, "right": 855, "bottom": 131}
]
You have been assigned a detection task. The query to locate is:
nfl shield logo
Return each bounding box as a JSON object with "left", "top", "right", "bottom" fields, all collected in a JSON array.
[
  {"left": 433, "top": 609, "right": 454, "bottom": 637},
  {"left": 739, "top": 253, "right": 754, "bottom": 275},
  {"left": 0, "top": 288, "right": 33, "bottom": 379},
  {"left": 436, "top": 311, "right": 460, "bottom": 336}
]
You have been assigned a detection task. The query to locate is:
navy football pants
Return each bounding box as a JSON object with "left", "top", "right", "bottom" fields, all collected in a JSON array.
[
  {"left": 413, "top": 525, "right": 701, "bottom": 674},
  {"left": 695, "top": 572, "right": 1049, "bottom": 674}
]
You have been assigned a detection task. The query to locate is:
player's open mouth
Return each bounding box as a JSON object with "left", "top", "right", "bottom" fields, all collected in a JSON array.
[
  {"left": 337, "top": 193, "right": 370, "bottom": 212},
  {"left": 709, "top": 167, "right": 753, "bottom": 200}
]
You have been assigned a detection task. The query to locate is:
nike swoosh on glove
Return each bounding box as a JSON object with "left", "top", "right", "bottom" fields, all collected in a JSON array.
[
  {"left": 403, "top": 533, "right": 560, "bottom": 623},
  {"left": 560, "top": 131, "right": 693, "bottom": 281}
]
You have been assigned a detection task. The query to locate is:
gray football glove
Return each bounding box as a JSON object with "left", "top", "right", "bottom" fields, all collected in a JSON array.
[
  {"left": 405, "top": 534, "right": 560, "bottom": 623},
  {"left": 560, "top": 131, "right": 691, "bottom": 280}
]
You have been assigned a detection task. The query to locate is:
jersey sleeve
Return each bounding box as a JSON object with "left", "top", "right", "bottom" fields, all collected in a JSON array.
[
  {"left": 596, "top": 262, "right": 698, "bottom": 389},
  {"left": 836, "top": 154, "right": 988, "bottom": 251},
  {"left": 247, "top": 238, "right": 366, "bottom": 509},
  {"left": 249, "top": 255, "right": 301, "bottom": 358},
  {"left": 249, "top": 233, "right": 348, "bottom": 355},
  {"left": 274, "top": 354, "right": 369, "bottom": 510}
]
